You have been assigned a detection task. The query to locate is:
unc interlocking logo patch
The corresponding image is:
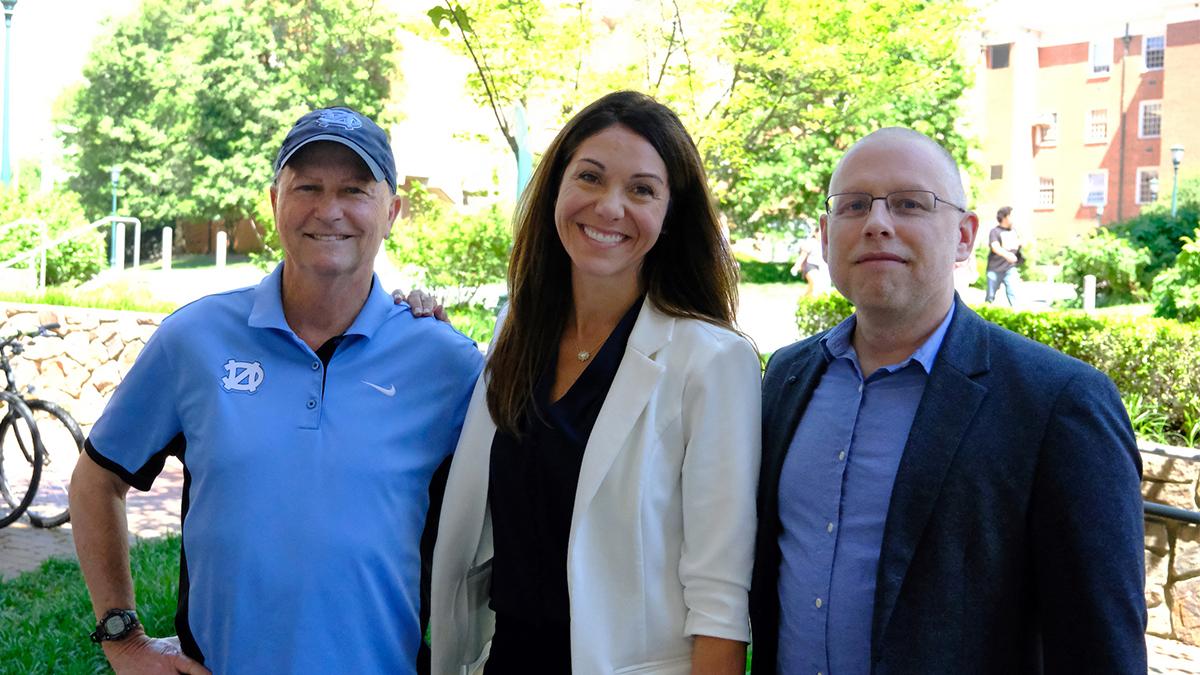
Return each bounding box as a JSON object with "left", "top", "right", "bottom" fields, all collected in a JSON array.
[
  {"left": 316, "top": 109, "right": 363, "bottom": 131},
  {"left": 221, "top": 359, "right": 265, "bottom": 394}
]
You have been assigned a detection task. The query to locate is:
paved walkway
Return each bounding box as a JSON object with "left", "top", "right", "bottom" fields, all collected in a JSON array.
[{"left": 0, "top": 456, "right": 184, "bottom": 580}]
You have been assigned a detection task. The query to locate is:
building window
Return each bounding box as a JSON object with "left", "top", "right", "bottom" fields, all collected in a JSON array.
[
  {"left": 1137, "top": 168, "right": 1159, "bottom": 204},
  {"left": 1140, "top": 100, "right": 1162, "bottom": 138},
  {"left": 1086, "top": 109, "right": 1108, "bottom": 143},
  {"left": 990, "top": 165, "right": 1004, "bottom": 180},
  {"left": 1038, "top": 112, "right": 1058, "bottom": 146},
  {"left": 988, "top": 44, "right": 1010, "bottom": 69},
  {"left": 1145, "top": 35, "right": 1165, "bottom": 70},
  {"left": 1038, "top": 178, "right": 1055, "bottom": 208},
  {"left": 1083, "top": 171, "right": 1107, "bottom": 206},
  {"left": 1089, "top": 40, "right": 1112, "bottom": 75}
]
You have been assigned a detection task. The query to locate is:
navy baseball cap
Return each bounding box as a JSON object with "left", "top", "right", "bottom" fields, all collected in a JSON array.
[{"left": 274, "top": 106, "right": 397, "bottom": 192}]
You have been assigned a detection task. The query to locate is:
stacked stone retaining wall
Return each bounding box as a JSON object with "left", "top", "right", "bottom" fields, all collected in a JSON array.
[{"left": 3, "top": 302, "right": 1199, "bottom": 644}]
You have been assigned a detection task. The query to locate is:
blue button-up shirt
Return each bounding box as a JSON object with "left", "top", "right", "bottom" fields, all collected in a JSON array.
[{"left": 776, "top": 305, "right": 954, "bottom": 675}]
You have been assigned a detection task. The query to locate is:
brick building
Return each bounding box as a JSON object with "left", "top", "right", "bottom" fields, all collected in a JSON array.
[{"left": 973, "top": 2, "right": 1200, "bottom": 247}]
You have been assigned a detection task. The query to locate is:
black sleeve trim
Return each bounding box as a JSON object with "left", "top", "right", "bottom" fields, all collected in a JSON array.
[{"left": 84, "top": 434, "right": 186, "bottom": 493}]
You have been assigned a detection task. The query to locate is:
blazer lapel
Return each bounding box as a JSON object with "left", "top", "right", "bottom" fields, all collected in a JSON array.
[
  {"left": 761, "top": 343, "right": 828, "bottom": 518},
  {"left": 871, "top": 300, "right": 991, "bottom": 655},
  {"left": 571, "top": 302, "right": 670, "bottom": 526}
]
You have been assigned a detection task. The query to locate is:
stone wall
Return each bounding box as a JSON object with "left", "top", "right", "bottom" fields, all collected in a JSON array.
[
  {"left": 1143, "top": 443, "right": 1200, "bottom": 645},
  {"left": 1, "top": 303, "right": 163, "bottom": 433},
  {"left": 4, "top": 302, "right": 1200, "bottom": 644}
]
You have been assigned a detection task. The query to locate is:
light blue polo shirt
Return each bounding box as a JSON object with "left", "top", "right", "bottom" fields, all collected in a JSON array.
[{"left": 86, "top": 263, "right": 483, "bottom": 675}]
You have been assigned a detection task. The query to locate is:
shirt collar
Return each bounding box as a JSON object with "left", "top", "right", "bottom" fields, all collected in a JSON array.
[
  {"left": 820, "top": 302, "right": 956, "bottom": 375},
  {"left": 248, "top": 262, "right": 394, "bottom": 339}
]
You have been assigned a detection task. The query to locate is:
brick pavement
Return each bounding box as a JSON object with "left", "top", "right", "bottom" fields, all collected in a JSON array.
[
  {"left": 2, "top": 455, "right": 1199, "bottom": 672},
  {"left": 0, "top": 455, "right": 183, "bottom": 580}
]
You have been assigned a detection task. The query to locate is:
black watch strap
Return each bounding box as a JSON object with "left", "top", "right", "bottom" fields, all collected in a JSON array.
[{"left": 90, "top": 608, "right": 141, "bottom": 643}]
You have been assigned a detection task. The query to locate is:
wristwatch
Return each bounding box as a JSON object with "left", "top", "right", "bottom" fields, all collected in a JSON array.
[{"left": 90, "top": 608, "right": 141, "bottom": 643}]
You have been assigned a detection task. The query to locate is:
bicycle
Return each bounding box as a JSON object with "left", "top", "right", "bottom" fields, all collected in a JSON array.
[{"left": 0, "top": 323, "right": 85, "bottom": 528}]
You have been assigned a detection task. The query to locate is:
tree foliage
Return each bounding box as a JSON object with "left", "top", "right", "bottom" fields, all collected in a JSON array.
[
  {"left": 58, "top": 0, "right": 401, "bottom": 232},
  {"left": 428, "top": 0, "right": 975, "bottom": 238},
  {"left": 0, "top": 166, "right": 103, "bottom": 286}
]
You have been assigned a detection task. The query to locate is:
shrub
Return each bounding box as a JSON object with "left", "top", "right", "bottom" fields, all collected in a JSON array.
[
  {"left": 388, "top": 184, "right": 511, "bottom": 305},
  {"left": 1059, "top": 229, "right": 1150, "bottom": 306},
  {"left": 795, "top": 294, "right": 1200, "bottom": 445},
  {"left": 0, "top": 184, "right": 104, "bottom": 286},
  {"left": 736, "top": 257, "right": 800, "bottom": 284},
  {"left": 1152, "top": 228, "right": 1200, "bottom": 323},
  {"left": 1110, "top": 203, "right": 1200, "bottom": 284}
]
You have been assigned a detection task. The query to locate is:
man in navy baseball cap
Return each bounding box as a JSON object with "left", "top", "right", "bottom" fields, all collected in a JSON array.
[
  {"left": 275, "top": 105, "right": 397, "bottom": 192},
  {"left": 71, "top": 101, "right": 484, "bottom": 675}
]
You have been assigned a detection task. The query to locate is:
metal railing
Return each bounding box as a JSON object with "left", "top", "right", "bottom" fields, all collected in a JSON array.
[
  {"left": 0, "top": 215, "right": 143, "bottom": 290},
  {"left": 1144, "top": 501, "right": 1200, "bottom": 526}
]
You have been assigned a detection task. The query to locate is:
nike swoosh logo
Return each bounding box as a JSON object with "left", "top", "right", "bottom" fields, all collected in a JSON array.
[{"left": 362, "top": 380, "right": 396, "bottom": 397}]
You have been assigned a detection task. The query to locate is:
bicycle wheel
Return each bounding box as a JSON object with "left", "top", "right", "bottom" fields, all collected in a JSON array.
[
  {"left": 0, "top": 391, "right": 42, "bottom": 529},
  {"left": 23, "top": 400, "right": 84, "bottom": 528}
]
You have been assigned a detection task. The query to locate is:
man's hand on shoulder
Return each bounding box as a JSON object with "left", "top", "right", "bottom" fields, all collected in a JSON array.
[
  {"left": 391, "top": 288, "right": 451, "bottom": 325},
  {"left": 105, "top": 634, "right": 210, "bottom": 675}
]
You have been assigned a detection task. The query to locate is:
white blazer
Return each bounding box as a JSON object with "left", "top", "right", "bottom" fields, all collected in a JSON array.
[{"left": 431, "top": 301, "right": 762, "bottom": 675}]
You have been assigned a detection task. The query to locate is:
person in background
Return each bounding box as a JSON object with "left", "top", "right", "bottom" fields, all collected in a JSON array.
[
  {"left": 70, "top": 106, "right": 482, "bottom": 674},
  {"left": 791, "top": 232, "right": 830, "bottom": 297},
  {"left": 985, "top": 205, "right": 1021, "bottom": 306},
  {"left": 429, "top": 91, "right": 761, "bottom": 675},
  {"left": 751, "top": 127, "right": 1145, "bottom": 674}
]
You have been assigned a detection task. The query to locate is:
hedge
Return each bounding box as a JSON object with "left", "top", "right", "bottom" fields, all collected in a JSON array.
[{"left": 795, "top": 294, "right": 1200, "bottom": 438}]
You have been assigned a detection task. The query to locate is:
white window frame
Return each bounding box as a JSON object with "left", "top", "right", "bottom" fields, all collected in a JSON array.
[
  {"left": 1136, "top": 168, "right": 1159, "bottom": 204},
  {"left": 1039, "top": 112, "right": 1058, "bottom": 146},
  {"left": 1037, "top": 177, "right": 1055, "bottom": 208},
  {"left": 1083, "top": 170, "right": 1108, "bottom": 207},
  {"left": 1139, "top": 100, "right": 1162, "bottom": 138},
  {"left": 1144, "top": 35, "right": 1165, "bottom": 71},
  {"left": 1085, "top": 109, "right": 1108, "bottom": 143},
  {"left": 1089, "top": 39, "right": 1112, "bottom": 76}
]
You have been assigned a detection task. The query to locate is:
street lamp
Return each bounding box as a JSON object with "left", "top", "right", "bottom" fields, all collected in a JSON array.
[
  {"left": 1171, "top": 145, "right": 1185, "bottom": 218},
  {"left": 110, "top": 166, "right": 121, "bottom": 267},
  {"left": 1, "top": 0, "right": 17, "bottom": 187}
]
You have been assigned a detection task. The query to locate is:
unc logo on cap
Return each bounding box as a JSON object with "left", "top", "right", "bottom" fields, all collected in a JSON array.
[{"left": 315, "top": 110, "right": 363, "bottom": 131}]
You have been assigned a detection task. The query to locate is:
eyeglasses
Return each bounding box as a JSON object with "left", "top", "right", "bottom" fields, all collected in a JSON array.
[{"left": 824, "top": 190, "right": 966, "bottom": 220}]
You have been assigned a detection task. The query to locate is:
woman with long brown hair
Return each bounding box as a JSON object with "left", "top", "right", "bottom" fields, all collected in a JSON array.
[{"left": 430, "top": 91, "right": 760, "bottom": 675}]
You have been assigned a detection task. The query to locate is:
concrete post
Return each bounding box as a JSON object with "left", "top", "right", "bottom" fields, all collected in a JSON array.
[
  {"left": 1083, "top": 274, "right": 1096, "bottom": 312},
  {"left": 161, "top": 226, "right": 172, "bottom": 271},
  {"left": 215, "top": 230, "right": 227, "bottom": 269}
]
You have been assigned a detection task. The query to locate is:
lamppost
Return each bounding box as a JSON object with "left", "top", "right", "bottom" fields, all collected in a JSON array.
[
  {"left": 110, "top": 166, "right": 121, "bottom": 267},
  {"left": 1171, "top": 145, "right": 1185, "bottom": 218},
  {"left": 1, "top": 0, "right": 17, "bottom": 187}
]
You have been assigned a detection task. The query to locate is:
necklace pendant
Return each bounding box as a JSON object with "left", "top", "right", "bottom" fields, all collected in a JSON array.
[{"left": 577, "top": 350, "right": 591, "bottom": 362}]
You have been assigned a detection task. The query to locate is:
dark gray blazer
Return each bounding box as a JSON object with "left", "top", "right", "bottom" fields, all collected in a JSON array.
[{"left": 750, "top": 298, "right": 1147, "bottom": 674}]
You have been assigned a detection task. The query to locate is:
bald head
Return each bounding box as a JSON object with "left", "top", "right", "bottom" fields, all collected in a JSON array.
[{"left": 831, "top": 127, "right": 965, "bottom": 206}]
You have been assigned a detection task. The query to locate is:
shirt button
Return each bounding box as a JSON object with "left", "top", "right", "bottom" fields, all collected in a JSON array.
[
  {"left": 838, "top": 450, "right": 847, "bottom": 461},
  {"left": 827, "top": 522, "right": 834, "bottom": 533},
  {"left": 306, "top": 399, "right": 317, "bottom": 409},
  {"left": 310, "top": 361, "right": 320, "bottom": 370},
  {"left": 815, "top": 597, "right": 823, "bottom": 608}
]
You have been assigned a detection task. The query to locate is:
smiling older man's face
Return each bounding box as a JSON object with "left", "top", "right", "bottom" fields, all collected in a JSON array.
[{"left": 819, "top": 131, "right": 976, "bottom": 322}]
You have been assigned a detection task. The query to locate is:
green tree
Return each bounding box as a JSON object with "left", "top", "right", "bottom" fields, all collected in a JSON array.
[
  {"left": 0, "top": 166, "right": 103, "bottom": 286},
  {"left": 428, "top": 0, "right": 975, "bottom": 238},
  {"left": 58, "top": 0, "right": 401, "bottom": 235}
]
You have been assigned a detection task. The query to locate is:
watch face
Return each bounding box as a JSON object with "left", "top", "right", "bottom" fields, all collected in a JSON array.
[{"left": 104, "top": 614, "right": 126, "bottom": 635}]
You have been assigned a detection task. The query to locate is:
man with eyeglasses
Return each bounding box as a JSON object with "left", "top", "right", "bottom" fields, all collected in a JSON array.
[{"left": 751, "top": 127, "right": 1145, "bottom": 674}]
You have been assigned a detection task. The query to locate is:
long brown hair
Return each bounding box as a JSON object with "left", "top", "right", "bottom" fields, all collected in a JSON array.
[{"left": 486, "top": 90, "right": 739, "bottom": 436}]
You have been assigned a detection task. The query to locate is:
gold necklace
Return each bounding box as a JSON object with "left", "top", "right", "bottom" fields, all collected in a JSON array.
[{"left": 573, "top": 332, "right": 607, "bottom": 362}]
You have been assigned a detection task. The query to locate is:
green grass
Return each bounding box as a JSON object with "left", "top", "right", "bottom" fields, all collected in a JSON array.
[
  {"left": 0, "top": 286, "right": 179, "bottom": 314},
  {"left": 0, "top": 535, "right": 181, "bottom": 673}
]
